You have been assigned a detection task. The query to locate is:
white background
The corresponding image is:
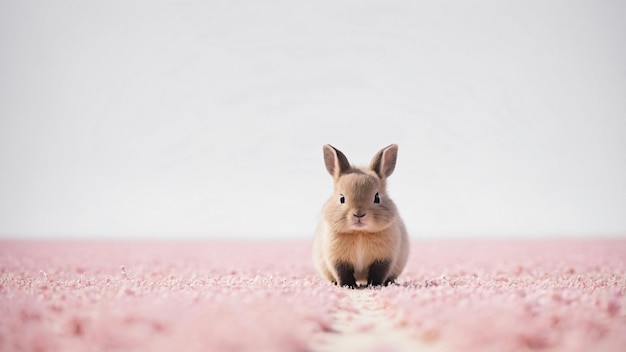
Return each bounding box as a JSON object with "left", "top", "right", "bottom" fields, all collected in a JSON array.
[{"left": 1, "top": 1, "right": 625, "bottom": 239}]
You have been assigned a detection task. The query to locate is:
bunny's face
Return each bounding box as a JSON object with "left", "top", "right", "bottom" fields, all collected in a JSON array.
[
  {"left": 321, "top": 144, "right": 400, "bottom": 235},
  {"left": 325, "top": 171, "right": 397, "bottom": 233}
]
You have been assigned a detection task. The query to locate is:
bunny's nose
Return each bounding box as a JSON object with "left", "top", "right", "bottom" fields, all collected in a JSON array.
[{"left": 353, "top": 213, "right": 366, "bottom": 219}]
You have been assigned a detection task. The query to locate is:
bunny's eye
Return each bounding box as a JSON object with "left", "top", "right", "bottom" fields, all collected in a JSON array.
[
  {"left": 374, "top": 192, "right": 380, "bottom": 203},
  {"left": 339, "top": 194, "right": 345, "bottom": 204}
]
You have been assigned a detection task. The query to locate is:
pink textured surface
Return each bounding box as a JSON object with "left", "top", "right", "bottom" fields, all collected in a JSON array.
[
  {"left": 378, "top": 240, "right": 626, "bottom": 352},
  {"left": 0, "top": 241, "right": 343, "bottom": 352},
  {"left": 1, "top": 239, "right": 625, "bottom": 351}
]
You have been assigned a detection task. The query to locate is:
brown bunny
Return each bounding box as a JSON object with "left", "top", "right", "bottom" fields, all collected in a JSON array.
[{"left": 313, "top": 144, "right": 409, "bottom": 288}]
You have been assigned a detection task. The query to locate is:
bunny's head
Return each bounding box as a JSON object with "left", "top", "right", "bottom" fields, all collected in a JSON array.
[{"left": 322, "top": 144, "right": 399, "bottom": 234}]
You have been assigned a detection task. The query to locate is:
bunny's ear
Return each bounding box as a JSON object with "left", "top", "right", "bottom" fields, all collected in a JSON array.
[
  {"left": 370, "top": 144, "right": 398, "bottom": 179},
  {"left": 323, "top": 145, "right": 351, "bottom": 178}
]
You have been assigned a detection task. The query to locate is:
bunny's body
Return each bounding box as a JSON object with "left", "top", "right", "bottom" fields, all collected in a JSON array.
[{"left": 313, "top": 144, "right": 409, "bottom": 288}]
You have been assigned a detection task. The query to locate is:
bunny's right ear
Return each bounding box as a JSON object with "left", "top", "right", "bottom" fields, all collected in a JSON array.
[
  {"left": 323, "top": 144, "right": 351, "bottom": 178},
  {"left": 370, "top": 144, "right": 398, "bottom": 179}
]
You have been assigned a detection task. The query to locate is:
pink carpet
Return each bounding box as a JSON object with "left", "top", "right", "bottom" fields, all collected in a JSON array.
[{"left": 1, "top": 239, "right": 625, "bottom": 351}]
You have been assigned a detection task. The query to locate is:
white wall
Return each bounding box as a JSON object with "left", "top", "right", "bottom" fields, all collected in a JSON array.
[{"left": 1, "top": 1, "right": 625, "bottom": 239}]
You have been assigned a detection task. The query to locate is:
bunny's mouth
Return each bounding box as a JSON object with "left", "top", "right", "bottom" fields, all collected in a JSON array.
[{"left": 352, "top": 221, "right": 367, "bottom": 229}]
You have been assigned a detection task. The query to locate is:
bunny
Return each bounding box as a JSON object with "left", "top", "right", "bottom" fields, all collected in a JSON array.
[{"left": 313, "top": 144, "right": 409, "bottom": 288}]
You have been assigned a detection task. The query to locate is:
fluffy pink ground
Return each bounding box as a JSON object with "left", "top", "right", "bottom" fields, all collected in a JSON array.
[{"left": 1, "top": 239, "right": 625, "bottom": 352}]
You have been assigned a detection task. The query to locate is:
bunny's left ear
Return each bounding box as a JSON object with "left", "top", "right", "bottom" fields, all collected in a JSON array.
[
  {"left": 370, "top": 144, "right": 398, "bottom": 179},
  {"left": 323, "top": 144, "right": 351, "bottom": 179}
]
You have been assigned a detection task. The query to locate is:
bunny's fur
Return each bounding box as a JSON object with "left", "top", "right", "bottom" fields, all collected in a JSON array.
[{"left": 313, "top": 144, "right": 409, "bottom": 288}]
